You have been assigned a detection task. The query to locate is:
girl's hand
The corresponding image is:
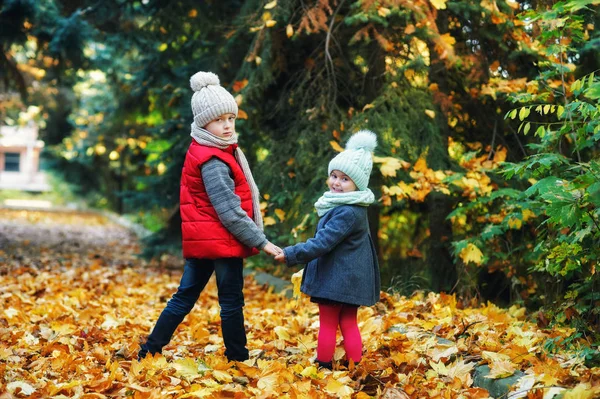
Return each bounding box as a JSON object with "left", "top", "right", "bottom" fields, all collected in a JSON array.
[{"left": 274, "top": 252, "right": 286, "bottom": 263}]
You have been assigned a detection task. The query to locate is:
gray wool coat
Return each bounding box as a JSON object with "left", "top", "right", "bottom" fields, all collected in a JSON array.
[{"left": 283, "top": 205, "right": 381, "bottom": 306}]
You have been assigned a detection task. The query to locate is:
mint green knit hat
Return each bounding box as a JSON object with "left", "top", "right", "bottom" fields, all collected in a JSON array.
[{"left": 328, "top": 130, "right": 377, "bottom": 191}]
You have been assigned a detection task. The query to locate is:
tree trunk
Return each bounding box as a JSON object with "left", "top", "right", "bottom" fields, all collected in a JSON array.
[
  {"left": 425, "top": 9, "right": 458, "bottom": 293},
  {"left": 427, "top": 191, "right": 457, "bottom": 292}
]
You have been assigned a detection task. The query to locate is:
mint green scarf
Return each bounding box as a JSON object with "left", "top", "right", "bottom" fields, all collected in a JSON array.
[{"left": 314, "top": 189, "right": 375, "bottom": 217}]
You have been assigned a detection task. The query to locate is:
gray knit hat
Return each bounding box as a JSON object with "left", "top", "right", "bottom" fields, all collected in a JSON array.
[
  {"left": 190, "top": 71, "right": 238, "bottom": 128},
  {"left": 328, "top": 130, "right": 377, "bottom": 191}
]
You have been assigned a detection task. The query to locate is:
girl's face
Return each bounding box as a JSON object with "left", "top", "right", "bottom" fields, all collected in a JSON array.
[
  {"left": 328, "top": 170, "right": 357, "bottom": 193},
  {"left": 204, "top": 113, "right": 236, "bottom": 139}
]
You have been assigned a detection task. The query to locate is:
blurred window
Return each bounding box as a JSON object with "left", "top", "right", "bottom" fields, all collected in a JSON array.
[{"left": 4, "top": 153, "right": 20, "bottom": 172}]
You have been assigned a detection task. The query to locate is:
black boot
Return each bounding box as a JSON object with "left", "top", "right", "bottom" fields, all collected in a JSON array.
[
  {"left": 315, "top": 360, "right": 333, "bottom": 370},
  {"left": 137, "top": 311, "right": 185, "bottom": 361}
]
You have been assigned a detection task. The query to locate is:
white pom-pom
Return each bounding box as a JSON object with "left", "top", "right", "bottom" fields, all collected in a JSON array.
[
  {"left": 346, "top": 129, "right": 377, "bottom": 152},
  {"left": 190, "top": 71, "right": 220, "bottom": 91}
]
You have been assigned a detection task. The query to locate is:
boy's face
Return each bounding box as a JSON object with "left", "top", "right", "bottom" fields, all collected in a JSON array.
[
  {"left": 328, "top": 170, "right": 357, "bottom": 193},
  {"left": 204, "top": 113, "right": 236, "bottom": 139}
]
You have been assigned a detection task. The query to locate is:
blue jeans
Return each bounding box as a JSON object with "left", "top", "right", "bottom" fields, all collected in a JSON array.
[{"left": 139, "top": 257, "right": 248, "bottom": 361}]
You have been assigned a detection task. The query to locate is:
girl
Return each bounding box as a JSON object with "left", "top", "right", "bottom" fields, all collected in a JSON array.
[{"left": 275, "top": 130, "right": 380, "bottom": 369}]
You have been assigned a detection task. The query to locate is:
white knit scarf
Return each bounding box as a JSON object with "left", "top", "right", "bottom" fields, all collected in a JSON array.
[
  {"left": 314, "top": 189, "right": 375, "bottom": 217},
  {"left": 190, "top": 124, "right": 264, "bottom": 231}
]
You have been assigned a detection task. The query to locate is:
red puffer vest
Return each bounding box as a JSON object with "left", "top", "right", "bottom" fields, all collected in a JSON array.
[{"left": 180, "top": 140, "right": 259, "bottom": 259}]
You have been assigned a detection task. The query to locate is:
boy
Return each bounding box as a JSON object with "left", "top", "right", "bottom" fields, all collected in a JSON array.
[{"left": 138, "top": 71, "right": 281, "bottom": 362}]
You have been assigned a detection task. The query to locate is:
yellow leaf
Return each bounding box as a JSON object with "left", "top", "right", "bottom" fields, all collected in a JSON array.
[
  {"left": 378, "top": 7, "right": 391, "bottom": 17},
  {"left": 264, "top": 0, "right": 277, "bottom": 9},
  {"left": 563, "top": 384, "right": 598, "bottom": 399},
  {"left": 440, "top": 33, "right": 456, "bottom": 46},
  {"left": 234, "top": 93, "right": 243, "bottom": 105},
  {"left": 158, "top": 43, "right": 168, "bottom": 52},
  {"left": 493, "top": 147, "right": 507, "bottom": 163},
  {"left": 264, "top": 216, "right": 276, "bottom": 226},
  {"left": 485, "top": 359, "right": 517, "bottom": 379},
  {"left": 257, "top": 374, "right": 278, "bottom": 390},
  {"left": 460, "top": 243, "right": 484, "bottom": 265},
  {"left": 373, "top": 156, "right": 403, "bottom": 177},
  {"left": 413, "top": 157, "right": 429, "bottom": 173},
  {"left": 330, "top": 140, "right": 344, "bottom": 152},
  {"left": 425, "top": 109, "right": 436, "bottom": 119},
  {"left": 522, "top": 209, "right": 535, "bottom": 222},
  {"left": 212, "top": 370, "right": 232, "bottom": 383},
  {"left": 4, "top": 308, "right": 18, "bottom": 319},
  {"left": 506, "top": 0, "right": 520, "bottom": 9},
  {"left": 178, "top": 388, "right": 215, "bottom": 398},
  {"left": 101, "top": 314, "right": 122, "bottom": 329},
  {"left": 255, "top": 56, "right": 262, "bottom": 65},
  {"left": 7, "top": 382, "right": 36, "bottom": 396},
  {"left": 265, "top": 20, "right": 277, "bottom": 28},
  {"left": 362, "top": 103, "right": 375, "bottom": 111},
  {"left": 431, "top": 0, "right": 448, "bottom": 9},
  {"left": 509, "top": 305, "right": 526, "bottom": 319},
  {"left": 481, "top": 351, "right": 511, "bottom": 363},
  {"left": 274, "top": 326, "right": 291, "bottom": 340},
  {"left": 291, "top": 269, "right": 304, "bottom": 300},
  {"left": 508, "top": 217, "right": 522, "bottom": 229},
  {"left": 300, "top": 365, "right": 321, "bottom": 378},
  {"left": 325, "top": 379, "right": 354, "bottom": 397},
  {"left": 173, "top": 358, "right": 207, "bottom": 379},
  {"left": 262, "top": 11, "right": 272, "bottom": 21},
  {"left": 286, "top": 24, "right": 294, "bottom": 38},
  {"left": 274, "top": 208, "right": 286, "bottom": 221}
]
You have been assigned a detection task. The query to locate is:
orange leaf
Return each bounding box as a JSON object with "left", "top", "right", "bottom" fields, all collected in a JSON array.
[{"left": 237, "top": 109, "right": 248, "bottom": 120}]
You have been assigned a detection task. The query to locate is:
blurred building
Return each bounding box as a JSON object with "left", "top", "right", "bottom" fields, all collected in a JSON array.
[{"left": 0, "top": 124, "right": 50, "bottom": 191}]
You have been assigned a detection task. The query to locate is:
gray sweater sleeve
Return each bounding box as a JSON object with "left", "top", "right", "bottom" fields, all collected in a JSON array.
[{"left": 201, "top": 158, "right": 267, "bottom": 250}]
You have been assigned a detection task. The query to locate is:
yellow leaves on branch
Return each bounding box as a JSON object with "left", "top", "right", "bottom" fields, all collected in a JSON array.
[
  {"left": 425, "top": 109, "right": 436, "bottom": 119},
  {"left": 430, "top": 0, "right": 448, "bottom": 10},
  {"left": 373, "top": 155, "right": 410, "bottom": 177},
  {"left": 264, "top": 0, "right": 277, "bottom": 9},
  {"left": 381, "top": 156, "right": 451, "bottom": 204},
  {"left": 459, "top": 243, "right": 484, "bottom": 265},
  {"left": 330, "top": 140, "right": 344, "bottom": 152}
]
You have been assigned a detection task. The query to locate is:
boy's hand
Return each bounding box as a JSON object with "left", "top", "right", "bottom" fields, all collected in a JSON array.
[
  {"left": 274, "top": 252, "right": 286, "bottom": 263},
  {"left": 263, "top": 241, "right": 282, "bottom": 257}
]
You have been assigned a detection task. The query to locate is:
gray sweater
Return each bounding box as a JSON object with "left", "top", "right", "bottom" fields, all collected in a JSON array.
[{"left": 201, "top": 158, "right": 267, "bottom": 250}]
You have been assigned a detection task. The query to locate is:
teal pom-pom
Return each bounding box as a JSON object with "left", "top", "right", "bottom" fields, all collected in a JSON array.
[{"left": 346, "top": 130, "right": 377, "bottom": 152}]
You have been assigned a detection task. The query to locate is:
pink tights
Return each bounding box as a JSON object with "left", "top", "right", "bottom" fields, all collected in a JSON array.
[{"left": 316, "top": 303, "right": 362, "bottom": 363}]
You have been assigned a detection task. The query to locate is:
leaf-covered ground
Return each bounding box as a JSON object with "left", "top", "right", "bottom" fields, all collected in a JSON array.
[{"left": 0, "top": 209, "right": 598, "bottom": 398}]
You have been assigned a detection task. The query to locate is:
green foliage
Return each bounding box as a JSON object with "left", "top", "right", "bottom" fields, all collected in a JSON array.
[{"left": 449, "top": 0, "right": 599, "bottom": 338}]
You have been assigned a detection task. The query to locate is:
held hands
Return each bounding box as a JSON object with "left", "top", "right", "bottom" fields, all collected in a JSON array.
[
  {"left": 263, "top": 241, "right": 286, "bottom": 263},
  {"left": 263, "top": 241, "right": 283, "bottom": 257}
]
